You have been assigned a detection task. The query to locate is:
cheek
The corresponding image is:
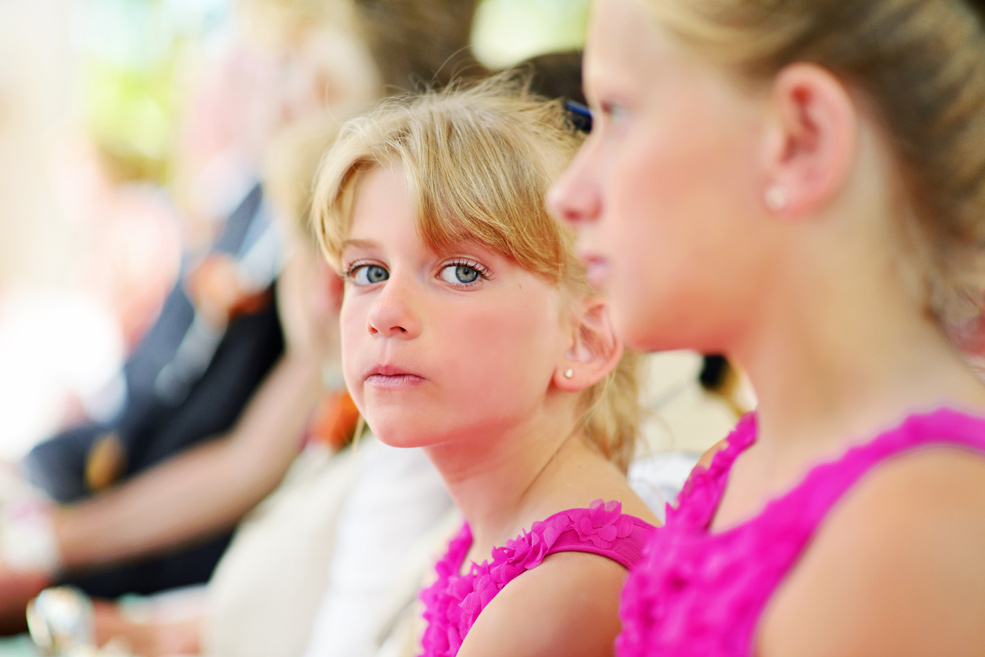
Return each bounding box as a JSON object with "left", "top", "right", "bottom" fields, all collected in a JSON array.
[
  {"left": 603, "top": 138, "right": 690, "bottom": 295},
  {"left": 438, "top": 294, "right": 560, "bottom": 399},
  {"left": 450, "top": 302, "right": 553, "bottom": 367},
  {"left": 614, "top": 121, "right": 706, "bottom": 220},
  {"left": 597, "top": 124, "right": 727, "bottom": 346},
  {"left": 611, "top": 133, "right": 763, "bottom": 351}
]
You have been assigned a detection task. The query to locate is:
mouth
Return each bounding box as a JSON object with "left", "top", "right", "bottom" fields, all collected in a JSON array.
[
  {"left": 578, "top": 252, "right": 611, "bottom": 291},
  {"left": 364, "top": 364, "right": 426, "bottom": 389}
]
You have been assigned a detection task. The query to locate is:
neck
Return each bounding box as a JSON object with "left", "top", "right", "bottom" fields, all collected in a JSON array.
[
  {"left": 423, "top": 401, "right": 583, "bottom": 554},
  {"left": 734, "top": 232, "right": 985, "bottom": 471}
]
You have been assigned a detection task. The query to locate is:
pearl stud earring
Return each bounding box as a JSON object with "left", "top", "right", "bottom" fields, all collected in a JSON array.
[
  {"left": 765, "top": 184, "right": 788, "bottom": 212},
  {"left": 563, "top": 369, "right": 574, "bottom": 379}
]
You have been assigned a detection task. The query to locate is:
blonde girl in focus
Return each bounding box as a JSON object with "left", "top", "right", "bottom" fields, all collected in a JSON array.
[{"left": 312, "top": 77, "right": 659, "bottom": 657}]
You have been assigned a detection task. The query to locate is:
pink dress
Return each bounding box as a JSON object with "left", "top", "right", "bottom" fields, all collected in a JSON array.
[
  {"left": 617, "top": 408, "right": 985, "bottom": 657},
  {"left": 420, "top": 499, "right": 657, "bottom": 657}
]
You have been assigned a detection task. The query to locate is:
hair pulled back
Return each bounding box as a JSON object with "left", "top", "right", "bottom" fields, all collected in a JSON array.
[{"left": 646, "top": 0, "right": 985, "bottom": 338}]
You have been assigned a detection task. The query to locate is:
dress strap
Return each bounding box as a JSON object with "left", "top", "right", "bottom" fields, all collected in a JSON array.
[
  {"left": 543, "top": 502, "right": 657, "bottom": 569},
  {"left": 772, "top": 408, "right": 985, "bottom": 529},
  {"left": 668, "top": 413, "right": 758, "bottom": 529}
]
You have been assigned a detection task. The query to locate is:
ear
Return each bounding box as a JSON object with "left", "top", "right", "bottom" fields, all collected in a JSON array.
[
  {"left": 554, "top": 297, "right": 624, "bottom": 392},
  {"left": 762, "top": 63, "right": 858, "bottom": 219}
]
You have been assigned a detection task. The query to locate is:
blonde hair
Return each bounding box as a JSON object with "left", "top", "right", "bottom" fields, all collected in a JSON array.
[
  {"left": 312, "top": 75, "right": 641, "bottom": 471},
  {"left": 640, "top": 0, "right": 985, "bottom": 341}
]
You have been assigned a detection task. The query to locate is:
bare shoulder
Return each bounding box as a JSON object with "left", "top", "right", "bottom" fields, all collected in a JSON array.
[
  {"left": 457, "top": 551, "right": 629, "bottom": 657},
  {"left": 760, "top": 446, "right": 985, "bottom": 657}
]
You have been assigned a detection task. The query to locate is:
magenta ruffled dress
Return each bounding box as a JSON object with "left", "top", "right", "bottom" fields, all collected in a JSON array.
[
  {"left": 419, "top": 499, "right": 657, "bottom": 657},
  {"left": 617, "top": 408, "right": 985, "bottom": 657}
]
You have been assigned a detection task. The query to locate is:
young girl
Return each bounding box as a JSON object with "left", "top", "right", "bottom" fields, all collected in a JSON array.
[
  {"left": 549, "top": 0, "right": 985, "bottom": 655},
  {"left": 311, "top": 78, "right": 659, "bottom": 657}
]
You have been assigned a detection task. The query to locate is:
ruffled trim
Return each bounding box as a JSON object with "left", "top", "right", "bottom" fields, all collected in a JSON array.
[
  {"left": 419, "top": 500, "right": 646, "bottom": 657},
  {"left": 666, "top": 413, "right": 757, "bottom": 528}
]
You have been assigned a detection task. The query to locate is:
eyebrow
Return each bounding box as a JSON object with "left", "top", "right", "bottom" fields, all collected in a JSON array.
[
  {"left": 340, "top": 238, "right": 380, "bottom": 252},
  {"left": 435, "top": 237, "right": 500, "bottom": 259}
]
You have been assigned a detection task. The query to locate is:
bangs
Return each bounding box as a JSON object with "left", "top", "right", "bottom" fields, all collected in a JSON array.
[
  {"left": 406, "top": 92, "right": 578, "bottom": 282},
  {"left": 410, "top": 155, "right": 572, "bottom": 283},
  {"left": 314, "top": 72, "right": 584, "bottom": 284}
]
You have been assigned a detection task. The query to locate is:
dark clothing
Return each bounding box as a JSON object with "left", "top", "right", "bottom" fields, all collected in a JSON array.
[{"left": 21, "top": 184, "right": 284, "bottom": 597}]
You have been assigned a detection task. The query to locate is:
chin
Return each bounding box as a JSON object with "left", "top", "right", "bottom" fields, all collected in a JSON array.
[
  {"left": 364, "top": 415, "right": 435, "bottom": 449},
  {"left": 610, "top": 300, "right": 659, "bottom": 352},
  {"left": 615, "top": 309, "right": 689, "bottom": 354},
  {"left": 622, "top": 331, "right": 668, "bottom": 354}
]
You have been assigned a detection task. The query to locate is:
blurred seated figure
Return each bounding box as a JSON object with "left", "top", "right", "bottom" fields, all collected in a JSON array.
[{"left": 23, "top": 179, "right": 284, "bottom": 505}]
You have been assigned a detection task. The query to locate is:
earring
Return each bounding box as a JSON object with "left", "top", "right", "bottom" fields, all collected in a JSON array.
[
  {"left": 563, "top": 368, "right": 575, "bottom": 379},
  {"left": 765, "top": 184, "right": 788, "bottom": 212}
]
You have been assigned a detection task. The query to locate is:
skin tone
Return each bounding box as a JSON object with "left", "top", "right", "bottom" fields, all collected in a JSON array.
[
  {"left": 340, "top": 163, "right": 657, "bottom": 657},
  {"left": 549, "top": 0, "right": 985, "bottom": 654},
  {"left": 91, "top": 599, "right": 203, "bottom": 657}
]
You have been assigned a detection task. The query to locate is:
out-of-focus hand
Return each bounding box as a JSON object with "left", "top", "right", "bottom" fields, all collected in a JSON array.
[
  {"left": 0, "top": 560, "right": 51, "bottom": 634},
  {"left": 185, "top": 254, "right": 271, "bottom": 327},
  {"left": 92, "top": 600, "right": 202, "bottom": 657},
  {"left": 0, "top": 497, "right": 60, "bottom": 634}
]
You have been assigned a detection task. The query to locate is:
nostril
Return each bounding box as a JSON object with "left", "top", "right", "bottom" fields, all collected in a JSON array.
[
  {"left": 556, "top": 206, "right": 583, "bottom": 227},
  {"left": 548, "top": 193, "right": 583, "bottom": 227}
]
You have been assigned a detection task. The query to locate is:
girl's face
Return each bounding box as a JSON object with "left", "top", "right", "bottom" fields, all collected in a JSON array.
[
  {"left": 339, "top": 165, "right": 571, "bottom": 448},
  {"left": 548, "top": 0, "right": 774, "bottom": 354}
]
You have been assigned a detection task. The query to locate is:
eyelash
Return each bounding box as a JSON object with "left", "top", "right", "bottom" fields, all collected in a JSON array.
[
  {"left": 441, "top": 258, "right": 491, "bottom": 289},
  {"left": 343, "top": 260, "right": 384, "bottom": 284},
  {"left": 343, "top": 260, "right": 361, "bottom": 278}
]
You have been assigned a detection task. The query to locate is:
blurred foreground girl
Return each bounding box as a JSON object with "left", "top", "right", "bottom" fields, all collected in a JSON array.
[{"left": 550, "top": 0, "right": 985, "bottom": 655}]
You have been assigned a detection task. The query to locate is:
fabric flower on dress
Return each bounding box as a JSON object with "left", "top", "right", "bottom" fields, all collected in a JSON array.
[
  {"left": 572, "top": 499, "right": 634, "bottom": 550},
  {"left": 460, "top": 571, "right": 499, "bottom": 628},
  {"left": 420, "top": 501, "right": 655, "bottom": 657},
  {"left": 488, "top": 517, "right": 565, "bottom": 583}
]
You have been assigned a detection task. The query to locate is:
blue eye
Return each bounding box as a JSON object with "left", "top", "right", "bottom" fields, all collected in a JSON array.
[
  {"left": 439, "top": 261, "right": 487, "bottom": 286},
  {"left": 349, "top": 264, "right": 389, "bottom": 285}
]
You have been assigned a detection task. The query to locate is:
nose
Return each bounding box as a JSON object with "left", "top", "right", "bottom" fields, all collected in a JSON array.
[
  {"left": 367, "top": 276, "right": 421, "bottom": 339},
  {"left": 548, "top": 142, "right": 602, "bottom": 228}
]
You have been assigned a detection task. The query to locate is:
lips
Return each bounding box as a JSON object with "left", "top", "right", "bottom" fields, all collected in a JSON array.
[
  {"left": 578, "top": 253, "right": 610, "bottom": 291},
  {"left": 364, "top": 364, "right": 426, "bottom": 389}
]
